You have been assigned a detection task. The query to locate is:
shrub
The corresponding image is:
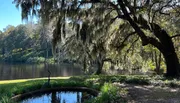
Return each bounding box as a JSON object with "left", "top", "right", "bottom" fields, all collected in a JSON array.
[{"left": 89, "top": 83, "right": 127, "bottom": 103}]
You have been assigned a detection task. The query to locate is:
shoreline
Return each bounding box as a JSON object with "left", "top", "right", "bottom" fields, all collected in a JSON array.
[{"left": 0, "top": 77, "right": 70, "bottom": 84}]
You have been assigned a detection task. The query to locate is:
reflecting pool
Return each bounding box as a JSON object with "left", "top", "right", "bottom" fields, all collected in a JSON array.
[{"left": 21, "top": 91, "right": 94, "bottom": 103}]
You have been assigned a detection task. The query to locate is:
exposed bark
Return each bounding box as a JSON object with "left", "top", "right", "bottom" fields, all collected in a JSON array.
[
  {"left": 163, "top": 51, "right": 180, "bottom": 77},
  {"left": 118, "top": 0, "right": 180, "bottom": 77},
  {"left": 171, "top": 34, "right": 180, "bottom": 39},
  {"left": 48, "top": 69, "right": 51, "bottom": 85},
  {"left": 118, "top": 0, "right": 149, "bottom": 46},
  {"left": 151, "top": 24, "right": 180, "bottom": 77},
  {"left": 154, "top": 51, "right": 161, "bottom": 75},
  {"left": 95, "top": 60, "right": 104, "bottom": 75},
  {"left": 83, "top": 56, "right": 87, "bottom": 73}
]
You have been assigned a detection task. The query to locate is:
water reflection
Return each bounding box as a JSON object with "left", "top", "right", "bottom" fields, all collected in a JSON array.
[
  {"left": 21, "top": 91, "right": 94, "bottom": 103},
  {"left": 0, "top": 63, "right": 83, "bottom": 80}
]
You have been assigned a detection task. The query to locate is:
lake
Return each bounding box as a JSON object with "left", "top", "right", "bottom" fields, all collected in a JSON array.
[{"left": 0, "top": 63, "right": 83, "bottom": 80}]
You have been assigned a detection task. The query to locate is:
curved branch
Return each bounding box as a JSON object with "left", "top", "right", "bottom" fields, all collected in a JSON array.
[
  {"left": 126, "top": 37, "right": 139, "bottom": 53},
  {"left": 148, "top": 37, "right": 165, "bottom": 53},
  {"left": 118, "top": 0, "right": 149, "bottom": 46},
  {"left": 109, "top": 2, "right": 126, "bottom": 20},
  {"left": 123, "top": 37, "right": 139, "bottom": 59},
  {"left": 112, "top": 32, "right": 136, "bottom": 50},
  {"left": 171, "top": 34, "right": 180, "bottom": 39},
  {"left": 120, "top": 32, "right": 136, "bottom": 46},
  {"left": 118, "top": 0, "right": 165, "bottom": 53}
]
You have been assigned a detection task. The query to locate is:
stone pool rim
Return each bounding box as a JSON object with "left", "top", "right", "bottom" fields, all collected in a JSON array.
[{"left": 11, "top": 87, "right": 99, "bottom": 102}]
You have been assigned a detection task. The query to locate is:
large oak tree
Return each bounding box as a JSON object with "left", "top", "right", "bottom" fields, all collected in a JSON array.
[{"left": 14, "top": 0, "right": 180, "bottom": 77}]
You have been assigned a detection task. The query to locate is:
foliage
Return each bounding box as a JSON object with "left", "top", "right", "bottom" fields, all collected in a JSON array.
[
  {"left": 87, "top": 83, "right": 127, "bottom": 103},
  {"left": 1, "top": 75, "right": 180, "bottom": 103},
  {"left": 26, "top": 57, "right": 45, "bottom": 63},
  {"left": 13, "top": 0, "right": 180, "bottom": 76},
  {"left": 0, "top": 23, "right": 53, "bottom": 63}
]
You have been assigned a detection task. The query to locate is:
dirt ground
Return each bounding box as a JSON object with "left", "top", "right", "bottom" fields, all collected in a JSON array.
[{"left": 115, "top": 83, "right": 180, "bottom": 103}]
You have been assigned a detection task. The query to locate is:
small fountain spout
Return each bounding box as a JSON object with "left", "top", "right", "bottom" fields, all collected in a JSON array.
[
  {"left": 42, "top": 69, "right": 51, "bottom": 88},
  {"left": 47, "top": 69, "right": 51, "bottom": 85}
]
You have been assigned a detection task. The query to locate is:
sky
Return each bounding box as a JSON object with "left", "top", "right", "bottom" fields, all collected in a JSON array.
[
  {"left": 0, "top": 0, "right": 36, "bottom": 31},
  {"left": 0, "top": 0, "right": 22, "bottom": 31}
]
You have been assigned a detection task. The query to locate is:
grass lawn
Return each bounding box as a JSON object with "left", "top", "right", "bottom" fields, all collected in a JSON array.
[
  {"left": 0, "top": 77, "right": 70, "bottom": 84},
  {"left": 0, "top": 75, "right": 180, "bottom": 103}
]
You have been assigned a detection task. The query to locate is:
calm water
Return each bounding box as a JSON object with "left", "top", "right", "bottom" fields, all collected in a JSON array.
[
  {"left": 21, "top": 91, "right": 93, "bottom": 103},
  {"left": 0, "top": 63, "right": 83, "bottom": 80}
]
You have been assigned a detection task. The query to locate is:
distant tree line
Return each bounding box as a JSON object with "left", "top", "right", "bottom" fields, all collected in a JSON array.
[{"left": 0, "top": 22, "right": 53, "bottom": 63}]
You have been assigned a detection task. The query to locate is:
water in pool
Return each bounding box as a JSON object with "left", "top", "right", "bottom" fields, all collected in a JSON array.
[{"left": 21, "top": 91, "right": 94, "bottom": 103}]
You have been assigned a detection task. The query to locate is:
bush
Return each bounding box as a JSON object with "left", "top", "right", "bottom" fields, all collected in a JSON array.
[
  {"left": 88, "top": 83, "right": 127, "bottom": 103},
  {"left": 0, "top": 96, "right": 14, "bottom": 103},
  {"left": 125, "top": 75, "right": 150, "bottom": 85},
  {"left": 26, "top": 57, "right": 45, "bottom": 63}
]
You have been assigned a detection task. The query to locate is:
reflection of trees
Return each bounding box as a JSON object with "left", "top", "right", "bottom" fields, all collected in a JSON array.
[
  {"left": 77, "top": 92, "right": 80, "bottom": 103},
  {"left": 51, "top": 92, "right": 61, "bottom": 103},
  {"left": 81, "top": 92, "right": 92, "bottom": 103},
  {"left": 0, "top": 63, "right": 83, "bottom": 80},
  {"left": 63, "top": 99, "right": 66, "bottom": 103}
]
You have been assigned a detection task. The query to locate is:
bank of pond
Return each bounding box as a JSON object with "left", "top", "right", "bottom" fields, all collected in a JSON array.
[{"left": 1, "top": 75, "right": 180, "bottom": 103}]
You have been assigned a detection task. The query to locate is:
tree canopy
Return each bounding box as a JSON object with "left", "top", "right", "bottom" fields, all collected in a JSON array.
[
  {"left": 0, "top": 23, "right": 53, "bottom": 63},
  {"left": 14, "top": 0, "right": 180, "bottom": 77}
]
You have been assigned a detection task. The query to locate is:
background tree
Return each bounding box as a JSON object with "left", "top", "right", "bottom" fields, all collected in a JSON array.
[{"left": 0, "top": 23, "right": 53, "bottom": 63}]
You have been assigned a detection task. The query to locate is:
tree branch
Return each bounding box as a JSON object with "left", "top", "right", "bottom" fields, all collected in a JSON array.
[
  {"left": 112, "top": 32, "right": 136, "bottom": 50},
  {"left": 79, "top": 0, "right": 101, "bottom": 4},
  {"left": 120, "top": 32, "right": 136, "bottom": 46},
  {"left": 147, "top": 37, "right": 165, "bottom": 53},
  {"left": 126, "top": 37, "right": 139, "bottom": 53},
  {"left": 118, "top": 0, "right": 149, "bottom": 46},
  {"left": 77, "top": 0, "right": 101, "bottom": 9},
  {"left": 124, "top": 37, "right": 139, "bottom": 60},
  {"left": 171, "top": 34, "right": 180, "bottom": 39},
  {"left": 117, "top": 0, "right": 165, "bottom": 54}
]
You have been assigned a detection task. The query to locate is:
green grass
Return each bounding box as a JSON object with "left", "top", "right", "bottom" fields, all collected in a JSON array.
[
  {"left": 86, "top": 83, "right": 127, "bottom": 103},
  {"left": 0, "top": 76, "right": 95, "bottom": 103},
  {"left": 0, "top": 77, "right": 70, "bottom": 84},
  {"left": 0, "top": 75, "right": 180, "bottom": 103}
]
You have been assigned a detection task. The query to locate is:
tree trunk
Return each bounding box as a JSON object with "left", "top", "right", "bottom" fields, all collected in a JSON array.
[
  {"left": 155, "top": 29, "right": 180, "bottom": 77},
  {"left": 83, "top": 56, "right": 87, "bottom": 73},
  {"left": 95, "top": 60, "right": 104, "bottom": 75},
  {"left": 154, "top": 51, "right": 162, "bottom": 74},
  {"left": 118, "top": 1, "right": 179, "bottom": 77},
  {"left": 162, "top": 51, "right": 180, "bottom": 77},
  {"left": 157, "top": 53, "right": 161, "bottom": 74}
]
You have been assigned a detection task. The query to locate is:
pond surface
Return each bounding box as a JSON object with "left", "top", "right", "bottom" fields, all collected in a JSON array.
[
  {"left": 21, "top": 91, "right": 94, "bottom": 103},
  {"left": 0, "top": 63, "right": 83, "bottom": 80}
]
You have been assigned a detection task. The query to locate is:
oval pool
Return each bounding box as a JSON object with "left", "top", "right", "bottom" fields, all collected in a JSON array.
[
  {"left": 21, "top": 91, "right": 94, "bottom": 103},
  {"left": 12, "top": 87, "right": 98, "bottom": 103}
]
